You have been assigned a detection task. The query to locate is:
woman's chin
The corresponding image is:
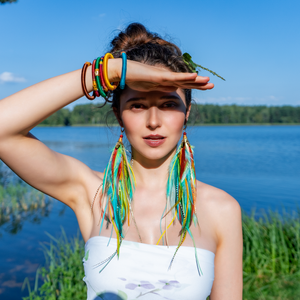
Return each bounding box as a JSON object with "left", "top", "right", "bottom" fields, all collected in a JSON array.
[{"left": 133, "top": 146, "right": 177, "bottom": 163}]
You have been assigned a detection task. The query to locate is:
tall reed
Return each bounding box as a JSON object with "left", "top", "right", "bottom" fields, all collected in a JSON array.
[
  {"left": 22, "top": 209, "right": 300, "bottom": 300},
  {"left": 243, "top": 209, "right": 300, "bottom": 299},
  {"left": 22, "top": 229, "right": 86, "bottom": 300}
]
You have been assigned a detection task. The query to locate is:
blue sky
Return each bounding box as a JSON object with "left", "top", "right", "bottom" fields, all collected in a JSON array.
[{"left": 1, "top": 0, "right": 299, "bottom": 109}]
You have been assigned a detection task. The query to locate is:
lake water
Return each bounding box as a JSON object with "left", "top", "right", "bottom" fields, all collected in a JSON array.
[{"left": 1, "top": 125, "right": 300, "bottom": 299}]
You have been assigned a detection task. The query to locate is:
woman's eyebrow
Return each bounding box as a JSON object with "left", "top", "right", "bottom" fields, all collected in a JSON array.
[
  {"left": 126, "top": 97, "right": 146, "bottom": 103},
  {"left": 126, "top": 95, "right": 181, "bottom": 103},
  {"left": 160, "top": 95, "right": 181, "bottom": 100}
]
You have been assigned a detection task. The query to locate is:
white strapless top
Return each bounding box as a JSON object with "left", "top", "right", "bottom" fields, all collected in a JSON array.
[{"left": 82, "top": 236, "right": 215, "bottom": 300}]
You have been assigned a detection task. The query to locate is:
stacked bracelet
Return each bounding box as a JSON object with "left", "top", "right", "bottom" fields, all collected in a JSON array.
[
  {"left": 120, "top": 52, "right": 127, "bottom": 90},
  {"left": 81, "top": 62, "right": 96, "bottom": 100},
  {"left": 99, "top": 57, "right": 108, "bottom": 92},
  {"left": 81, "top": 52, "right": 127, "bottom": 100},
  {"left": 95, "top": 57, "right": 107, "bottom": 98},
  {"left": 92, "top": 60, "right": 100, "bottom": 98},
  {"left": 102, "top": 53, "right": 117, "bottom": 91}
]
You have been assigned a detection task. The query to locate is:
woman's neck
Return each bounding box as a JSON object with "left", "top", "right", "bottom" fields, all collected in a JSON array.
[{"left": 131, "top": 148, "right": 176, "bottom": 189}]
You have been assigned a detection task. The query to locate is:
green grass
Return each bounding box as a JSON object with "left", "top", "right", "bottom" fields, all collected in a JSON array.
[
  {"left": 243, "top": 209, "right": 300, "bottom": 299},
  {"left": 22, "top": 230, "right": 86, "bottom": 300},
  {"left": 21, "top": 209, "right": 300, "bottom": 300}
]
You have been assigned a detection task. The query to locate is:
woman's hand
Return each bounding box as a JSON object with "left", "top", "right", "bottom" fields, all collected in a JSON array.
[{"left": 108, "top": 59, "right": 214, "bottom": 92}]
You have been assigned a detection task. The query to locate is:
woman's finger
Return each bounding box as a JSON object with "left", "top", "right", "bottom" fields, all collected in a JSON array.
[
  {"left": 160, "top": 72, "right": 211, "bottom": 84},
  {"left": 176, "top": 82, "right": 215, "bottom": 90},
  {"left": 147, "top": 82, "right": 214, "bottom": 91}
]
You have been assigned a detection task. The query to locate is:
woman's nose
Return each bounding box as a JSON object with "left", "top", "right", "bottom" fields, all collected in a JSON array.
[{"left": 146, "top": 106, "right": 162, "bottom": 130}]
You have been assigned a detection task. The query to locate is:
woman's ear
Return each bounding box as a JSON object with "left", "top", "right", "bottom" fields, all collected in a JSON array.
[
  {"left": 112, "top": 107, "right": 124, "bottom": 127},
  {"left": 185, "top": 103, "right": 192, "bottom": 123}
]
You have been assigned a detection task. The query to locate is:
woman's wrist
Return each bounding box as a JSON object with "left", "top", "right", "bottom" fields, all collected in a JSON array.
[
  {"left": 84, "top": 65, "right": 93, "bottom": 93},
  {"left": 85, "top": 58, "right": 121, "bottom": 94},
  {"left": 107, "top": 58, "right": 122, "bottom": 83}
]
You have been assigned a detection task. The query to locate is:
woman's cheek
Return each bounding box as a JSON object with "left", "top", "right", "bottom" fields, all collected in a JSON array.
[
  {"left": 165, "top": 111, "right": 185, "bottom": 131},
  {"left": 123, "top": 112, "right": 142, "bottom": 132},
  {"left": 122, "top": 113, "right": 143, "bottom": 145}
]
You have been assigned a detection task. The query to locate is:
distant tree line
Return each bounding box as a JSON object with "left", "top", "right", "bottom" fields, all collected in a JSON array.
[
  {"left": 40, "top": 103, "right": 300, "bottom": 126},
  {"left": 0, "top": 0, "right": 17, "bottom": 4},
  {"left": 188, "top": 104, "right": 300, "bottom": 124}
]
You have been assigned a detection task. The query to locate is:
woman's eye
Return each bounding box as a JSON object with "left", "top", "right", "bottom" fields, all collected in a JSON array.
[
  {"left": 131, "top": 103, "right": 144, "bottom": 109},
  {"left": 163, "top": 102, "right": 177, "bottom": 108}
]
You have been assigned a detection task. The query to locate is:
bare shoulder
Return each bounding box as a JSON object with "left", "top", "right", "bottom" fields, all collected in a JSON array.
[
  {"left": 196, "top": 180, "right": 242, "bottom": 244},
  {"left": 196, "top": 180, "right": 240, "bottom": 212},
  {"left": 92, "top": 170, "right": 104, "bottom": 182}
]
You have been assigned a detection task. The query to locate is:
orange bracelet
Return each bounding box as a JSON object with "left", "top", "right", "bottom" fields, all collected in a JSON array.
[{"left": 81, "top": 62, "right": 96, "bottom": 100}]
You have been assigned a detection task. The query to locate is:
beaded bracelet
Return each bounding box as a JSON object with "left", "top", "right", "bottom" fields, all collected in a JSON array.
[{"left": 81, "top": 62, "right": 96, "bottom": 100}]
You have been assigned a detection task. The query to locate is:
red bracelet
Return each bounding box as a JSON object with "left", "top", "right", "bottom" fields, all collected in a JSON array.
[{"left": 99, "top": 56, "right": 108, "bottom": 92}]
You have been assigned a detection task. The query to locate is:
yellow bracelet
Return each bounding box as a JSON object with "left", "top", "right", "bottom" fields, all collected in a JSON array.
[{"left": 103, "top": 53, "right": 118, "bottom": 90}]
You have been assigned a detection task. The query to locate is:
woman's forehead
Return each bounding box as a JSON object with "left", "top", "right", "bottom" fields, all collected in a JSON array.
[{"left": 120, "top": 87, "right": 186, "bottom": 105}]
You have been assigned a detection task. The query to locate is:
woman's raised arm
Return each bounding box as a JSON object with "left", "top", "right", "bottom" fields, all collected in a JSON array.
[
  {"left": 0, "top": 59, "right": 214, "bottom": 211},
  {"left": 0, "top": 65, "right": 106, "bottom": 211}
]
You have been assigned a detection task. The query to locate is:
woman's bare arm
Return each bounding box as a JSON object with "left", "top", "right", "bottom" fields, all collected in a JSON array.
[
  {"left": 0, "top": 67, "right": 101, "bottom": 210},
  {"left": 209, "top": 190, "right": 243, "bottom": 300}
]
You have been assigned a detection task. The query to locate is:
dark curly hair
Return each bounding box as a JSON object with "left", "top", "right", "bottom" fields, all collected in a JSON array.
[{"left": 105, "top": 23, "right": 193, "bottom": 121}]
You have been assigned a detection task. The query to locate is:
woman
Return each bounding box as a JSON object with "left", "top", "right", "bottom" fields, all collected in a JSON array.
[{"left": 0, "top": 23, "right": 243, "bottom": 299}]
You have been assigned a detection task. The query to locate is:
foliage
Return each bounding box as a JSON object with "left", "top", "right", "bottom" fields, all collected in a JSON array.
[
  {"left": 183, "top": 52, "right": 226, "bottom": 81},
  {"left": 22, "top": 230, "right": 86, "bottom": 300},
  {"left": 40, "top": 103, "right": 300, "bottom": 127},
  {"left": 189, "top": 104, "right": 300, "bottom": 125},
  {"left": 40, "top": 108, "right": 71, "bottom": 126},
  {"left": 22, "top": 209, "right": 300, "bottom": 300},
  {"left": 40, "top": 103, "right": 116, "bottom": 126},
  {"left": 242, "top": 209, "right": 300, "bottom": 299},
  {"left": 0, "top": 0, "right": 17, "bottom": 3}
]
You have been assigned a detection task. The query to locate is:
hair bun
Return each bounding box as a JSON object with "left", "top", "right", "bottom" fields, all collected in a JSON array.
[
  {"left": 110, "top": 23, "right": 181, "bottom": 56},
  {"left": 107, "top": 22, "right": 192, "bottom": 120}
]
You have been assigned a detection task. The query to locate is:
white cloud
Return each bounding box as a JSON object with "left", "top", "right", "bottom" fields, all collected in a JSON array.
[{"left": 0, "top": 72, "right": 26, "bottom": 83}]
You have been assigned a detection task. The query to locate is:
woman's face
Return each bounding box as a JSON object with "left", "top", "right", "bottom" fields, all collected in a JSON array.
[{"left": 118, "top": 87, "right": 190, "bottom": 165}]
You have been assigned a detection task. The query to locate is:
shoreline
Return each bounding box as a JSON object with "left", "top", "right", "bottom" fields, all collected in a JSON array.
[{"left": 37, "top": 123, "right": 300, "bottom": 127}]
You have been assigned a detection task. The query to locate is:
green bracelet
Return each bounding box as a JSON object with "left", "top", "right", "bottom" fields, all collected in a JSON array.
[{"left": 95, "top": 57, "right": 107, "bottom": 98}]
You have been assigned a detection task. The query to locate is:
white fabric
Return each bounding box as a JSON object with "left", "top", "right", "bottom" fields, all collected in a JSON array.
[{"left": 83, "top": 236, "right": 215, "bottom": 300}]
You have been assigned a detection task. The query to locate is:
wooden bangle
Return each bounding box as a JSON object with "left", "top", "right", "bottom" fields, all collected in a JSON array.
[{"left": 81, "top": 62, "right": 96, "bottom": 100}]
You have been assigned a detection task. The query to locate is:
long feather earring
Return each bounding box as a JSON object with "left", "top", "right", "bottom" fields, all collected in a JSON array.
[
  {"left": 93, "top": 133, "right": 141, "bottom": 272},
  {"left": 158, "top": 131, "right": 203, "bottom": 276}
]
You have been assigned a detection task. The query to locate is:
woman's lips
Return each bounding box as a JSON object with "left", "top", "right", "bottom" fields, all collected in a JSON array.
[{"left": 143, "top": 135, "right": 166, "bottom": 147}]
